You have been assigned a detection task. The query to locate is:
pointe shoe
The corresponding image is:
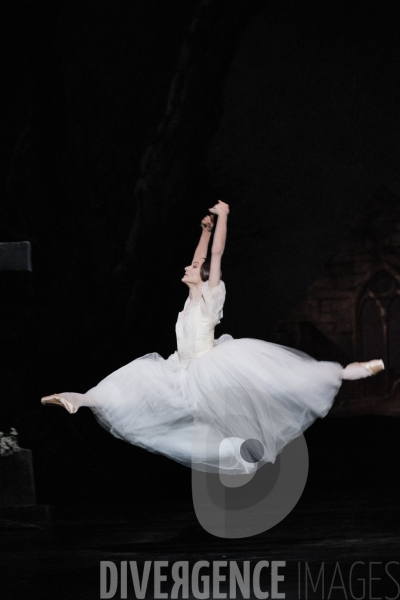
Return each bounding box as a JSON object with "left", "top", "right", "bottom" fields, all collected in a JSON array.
[
  {"left": 359, "top": 359, "right": 385, "bottom": 376},
  {"left": 41, "top": 394, "right": 78, "bottom": 414}
]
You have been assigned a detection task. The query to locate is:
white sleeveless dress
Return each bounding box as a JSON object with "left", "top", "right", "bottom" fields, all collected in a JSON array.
[{"left": 87, "top": 280, "right": 343, "bottom": 474}]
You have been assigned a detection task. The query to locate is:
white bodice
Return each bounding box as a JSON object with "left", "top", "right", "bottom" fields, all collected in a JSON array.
[{"left": 176, "top": 280, "right": 226, "bottom": 369}]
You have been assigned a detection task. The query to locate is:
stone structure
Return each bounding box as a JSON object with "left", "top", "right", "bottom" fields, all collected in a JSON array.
[
  {"left": 0, "top": 449, "right": 36, "bottom": 507},
  {"left": 0, "top": 241, "right": 50, "bottom": 526},
  {"left": 276, "top": 187, "right": 400, "bottom": 416}
]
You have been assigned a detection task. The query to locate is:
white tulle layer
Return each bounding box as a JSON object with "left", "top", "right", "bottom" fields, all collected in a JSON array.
[{"left": 87, "top": 335, "right": 343, "bottom": 474}]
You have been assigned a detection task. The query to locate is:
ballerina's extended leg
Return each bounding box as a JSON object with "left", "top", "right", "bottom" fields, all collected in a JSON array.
[
  {"left": 341, "top": 359, "right": 385, "bottom": 380},
  {"left": 41, "top": 392, "right": 94, "bottom": 413}
]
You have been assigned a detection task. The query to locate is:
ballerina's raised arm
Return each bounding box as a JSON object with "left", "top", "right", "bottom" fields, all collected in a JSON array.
[
  {"left": 192, "top": 213, "right": 215, "bottom": 266},
  {"left": 208, "top": 199, "right": 230, "bottom": 288}
]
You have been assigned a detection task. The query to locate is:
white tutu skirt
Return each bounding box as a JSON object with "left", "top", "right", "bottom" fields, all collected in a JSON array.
[{"left": 87, "top": 335, "right": 343, "bottom": 475}]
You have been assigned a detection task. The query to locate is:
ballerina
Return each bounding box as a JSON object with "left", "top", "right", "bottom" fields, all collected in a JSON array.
[{"left": 41, "top": 200, "right": 384, "bottom": 474}]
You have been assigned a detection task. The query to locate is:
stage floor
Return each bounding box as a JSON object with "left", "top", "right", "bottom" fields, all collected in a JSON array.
[{"left": 1, "top": 487, "right": 399, "bottom": 599}]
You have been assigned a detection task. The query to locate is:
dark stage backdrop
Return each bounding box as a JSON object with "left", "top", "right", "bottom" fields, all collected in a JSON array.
[{"left": 1, "top": 0, "right": 399, "bottom": 505}]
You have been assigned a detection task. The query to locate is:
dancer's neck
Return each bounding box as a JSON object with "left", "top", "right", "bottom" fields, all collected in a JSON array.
[{"left": 186, "top": 281, "right": 203, "bottom": 303}]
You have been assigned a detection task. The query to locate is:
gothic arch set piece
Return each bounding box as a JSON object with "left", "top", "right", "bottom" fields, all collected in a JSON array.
[{"left": 358, "top": 268, "right": 400, "bottom": 398}]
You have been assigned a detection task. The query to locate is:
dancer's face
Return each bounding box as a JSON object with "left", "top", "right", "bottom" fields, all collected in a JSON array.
[{"left": 182, "top": 259, "right": 204, "bottom": 285}]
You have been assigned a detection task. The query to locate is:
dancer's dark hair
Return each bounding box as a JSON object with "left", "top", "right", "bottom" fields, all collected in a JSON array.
[
  {"left": 200, "top": 259, "right": 222, "bottom": 282},
  {"left": 200, "top": 259, "right": 210, "bottom": 281}
]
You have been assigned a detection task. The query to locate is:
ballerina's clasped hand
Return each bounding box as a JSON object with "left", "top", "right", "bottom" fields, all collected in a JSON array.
[
  {"left": 198, "top": 198, "right": 230, "bottom": 236},
  {"left": 200, "top": 214, "right": 214, "bottom": 233}
]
